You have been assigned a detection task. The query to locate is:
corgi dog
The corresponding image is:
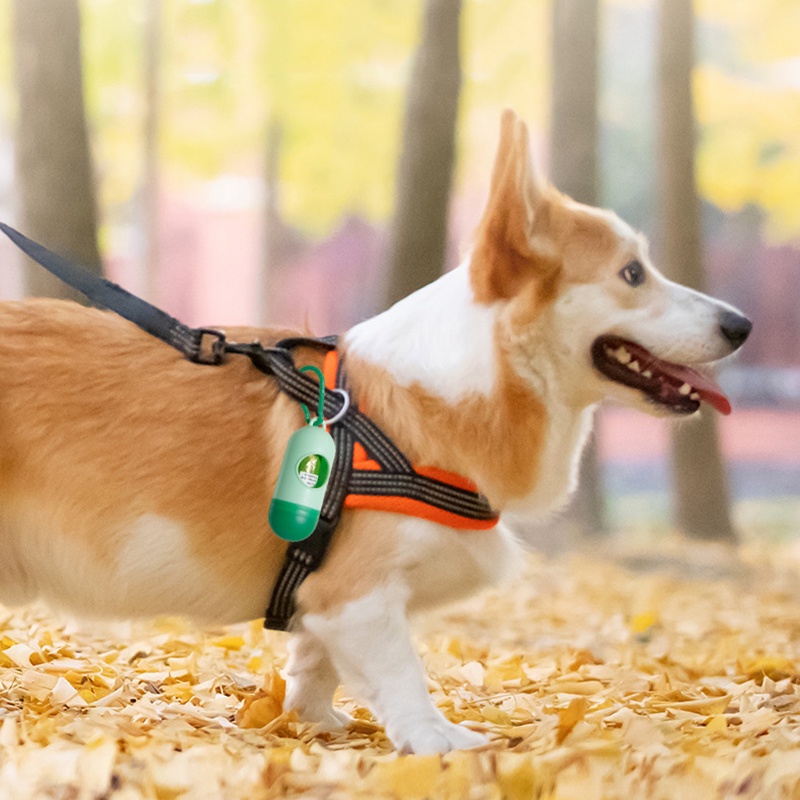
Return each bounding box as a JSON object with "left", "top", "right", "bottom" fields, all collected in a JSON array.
[{"left": 0, "top": 111, "right": 750, "bottom": 753}]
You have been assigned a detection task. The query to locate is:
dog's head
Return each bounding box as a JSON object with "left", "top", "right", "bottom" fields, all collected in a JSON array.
[{"left": 471, "top": 110, "right": 751, "bottom": 417}]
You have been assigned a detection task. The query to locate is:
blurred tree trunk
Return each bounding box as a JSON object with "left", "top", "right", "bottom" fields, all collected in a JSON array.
[
  {"left": 12, "top": 0, "right": 102, "bottom": 299},
  {"left": 549, "top": 0, "right": 606, "bottom": 536},
  {"left": 656, "top": 0, "right": 736, "bottom": 542},
  {"left": 259, "top": 117, "right": 283, "bottom": 325},
  {"left": 143, "top": 0, "right": 161, "bottom": 300},
  {"left": 383, "top": 0, "right": 462, "bottom": 308}
]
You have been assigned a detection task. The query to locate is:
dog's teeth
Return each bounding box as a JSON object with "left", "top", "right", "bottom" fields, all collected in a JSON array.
[
  {"left": 690, "top": 392, "right": 700, "bottom": 401},
  {"left": 678, "top": 383, "right": 692, "bottom": 396},
  {"left": 615, "top": 347, "right": 631, "bottom": 364},
  {"left": 642, "top": 370, "right": 653, "bottom": 379},
  {"left": 628, "top": 361, "right": 640, "bottom": 372}
]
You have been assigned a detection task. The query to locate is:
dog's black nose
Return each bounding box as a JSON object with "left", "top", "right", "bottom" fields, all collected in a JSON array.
[{"left": 719, "top": 310, "right": 752, "bottom": 348}]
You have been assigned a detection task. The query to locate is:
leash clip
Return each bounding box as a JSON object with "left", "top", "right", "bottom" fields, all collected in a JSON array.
[{"left": 192, "top": 328, "right": 227, "bottom": 365}]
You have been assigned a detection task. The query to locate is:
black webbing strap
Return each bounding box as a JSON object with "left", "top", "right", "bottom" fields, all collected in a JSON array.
[
  {"left": 264, "top": 413, "right": 355, "bottom": 629},
  {"left": 0, "top": 222, "right": 499, "bottom": 633},
  {"left": 226, "top": 339, "right": 342, "bottom": 414},
  {"left": 0, "top": 222, "right": 228, "bottom": 365}
]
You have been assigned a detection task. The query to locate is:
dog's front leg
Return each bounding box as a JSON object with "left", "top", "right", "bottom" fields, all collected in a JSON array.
[
  {"left": 284, "top": 626, "right": 354, "bottom": 731},
  {"left": 301, "top": 583, "right": 487, "bottom": 754}
]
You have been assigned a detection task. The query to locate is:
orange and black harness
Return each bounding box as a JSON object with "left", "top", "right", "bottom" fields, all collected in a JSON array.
[
  {"left": 0, "top": 223, "right": 500, "bottom": 631},
  {"left": 254, "top": 341, "right": 499, "bottom": 629}
]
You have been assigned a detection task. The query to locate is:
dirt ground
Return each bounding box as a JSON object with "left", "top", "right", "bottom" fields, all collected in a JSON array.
[{"left": 2, "top": 538, "right": 800, "bottom": 799}]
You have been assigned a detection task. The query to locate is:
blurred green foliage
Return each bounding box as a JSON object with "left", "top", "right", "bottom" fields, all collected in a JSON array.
[{"left": 0, "top": 0, "right": 796, "bottom": 241}]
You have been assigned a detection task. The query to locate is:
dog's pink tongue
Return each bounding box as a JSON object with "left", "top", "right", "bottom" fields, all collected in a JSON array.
[{"left": 667, "top": 363, "right": 732, "bottom": 416}]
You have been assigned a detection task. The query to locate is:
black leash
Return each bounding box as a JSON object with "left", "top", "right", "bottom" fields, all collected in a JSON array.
[
  {"left": 0, "top": 222, "right": 349, "bottom": 419},
  {"left": 1, "top": 223, "right": 498, "bottom": 631},
  {"left": 0, "top": 222, "right": 229, "bottom": 365}
]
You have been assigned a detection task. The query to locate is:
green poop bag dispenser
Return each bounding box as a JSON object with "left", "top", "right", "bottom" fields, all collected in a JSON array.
[{"left": 268, "top": 366, "right": 336, "bottom": 542}]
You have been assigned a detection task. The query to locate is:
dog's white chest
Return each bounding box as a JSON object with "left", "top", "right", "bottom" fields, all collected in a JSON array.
[{"left": 507, "top": 405, "right": 596, "bottom": 519}]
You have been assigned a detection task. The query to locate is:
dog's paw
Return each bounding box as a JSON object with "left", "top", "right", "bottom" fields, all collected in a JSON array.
[
  {"left": 315, "top": 706, "right": 355, "bottom": 733},
  {"left": 391, "top": 717, "right": 488, "bottom": 754},
  {"left": 288, "top": 701, "right": 354, "bottom": 733}
]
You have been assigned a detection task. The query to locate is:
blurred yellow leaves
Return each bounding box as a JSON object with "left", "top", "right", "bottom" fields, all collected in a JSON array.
[
  {"left": 210, "top": 634, "right": 245, "bottom": 651},
  {"left": 693, "top": 0, "right": 800, "bottom": 240},
  {"left": 266, "top": 0, "right": 417, "bottom": 233},
  {"left": 370, "top": 755, "right": 442, "bottom": 799},
  {"left": 2, "top": 0, "right": 794, "bottom": 243},
  {"left": 629, "top": 609, "right": 659, "bottom": 635},
  {"left": 2, "top": 545, "right": 800, "bottom": 796},
  {"left": 740, "top": 655, "right": 797, "bottom": 682},
  {"left": 698, "top": 0, "right": 800, "bottom": 63},
  {"left": 75, "top": 0, "right": 554, "bottom": 236},
  {"left": 695, "top": 66, "right": 800, "bottom": 240}
]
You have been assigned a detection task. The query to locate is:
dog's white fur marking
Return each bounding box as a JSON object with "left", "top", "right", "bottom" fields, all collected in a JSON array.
[
  {"left": 112, "top": 515, "right": 268, "bottom": 623},
  {"left": 346, "top": 264, "right": 499, "bottom": 401},
  {"left": 509, "top": 405, "right": 596, "bottom": 518},
  {"left": 0, "top": 516, "right": 36, "bottom": 608},
  {"left": 114, "top": 515, "right": 225, "bottom": 618},
  {"left": 567, "top": 200, "right": 637, "bottom": 243},
  {"left": 0, "top": 512, "right": 256, "bottom": 622},
  {"left": 651, "top": 281, "right": 746, "bottom": 363}
]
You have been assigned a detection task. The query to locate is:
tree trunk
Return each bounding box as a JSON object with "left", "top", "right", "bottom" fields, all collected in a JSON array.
[
  {"left": 259, "top": 117, "right": 283, "bottom": 325},
  {"left": 142, "top": 0, "right": 161, "bottom": 301},
  {"left": 656, "top": 0, "right": 736, "bottom": 542},
  {"left": 550, "top": 0, "right": 599, "bottom": 203},
  {"left": 12, "top": 0, "right": 102, "bottom": 299},
  {"left": 383, "top": 0, "right": 462, "bottom": 309},
  {"left": 549, "top": 0, "right": 606, "bottom": 535}
]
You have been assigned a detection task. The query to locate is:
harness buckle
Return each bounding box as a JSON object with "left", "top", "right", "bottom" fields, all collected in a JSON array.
[{"left": 193, "top": 328, "right": 227, "bottom": 365}]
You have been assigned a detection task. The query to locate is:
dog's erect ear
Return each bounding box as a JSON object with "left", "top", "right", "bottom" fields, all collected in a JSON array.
[{"left": 471, "top": 110, "right": 558, "bottom": 303}]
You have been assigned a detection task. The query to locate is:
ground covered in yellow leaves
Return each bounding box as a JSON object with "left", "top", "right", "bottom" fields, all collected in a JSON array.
[{"left": 2, "top": 540, "right": 800, "bottom": 799}]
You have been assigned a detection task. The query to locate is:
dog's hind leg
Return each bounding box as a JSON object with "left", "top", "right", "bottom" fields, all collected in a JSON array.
[
  {"left": 301, "top": 583, "right": 488, "bottom": 754},
  {"left": 284, "top": 627, "right": 354, "bottom": 731},
  {"left": 0, "top": 516, "right": 37, "bottom": 608}
]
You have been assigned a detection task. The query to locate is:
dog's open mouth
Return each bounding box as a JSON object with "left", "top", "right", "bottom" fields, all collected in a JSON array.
[{"left": 591, "top": 335, "right": 731, "bottom": 415}]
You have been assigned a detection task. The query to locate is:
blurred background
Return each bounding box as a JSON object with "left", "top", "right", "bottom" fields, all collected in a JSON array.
[{"left": 0, "top": 0, "right": 796, "bottom": 546}]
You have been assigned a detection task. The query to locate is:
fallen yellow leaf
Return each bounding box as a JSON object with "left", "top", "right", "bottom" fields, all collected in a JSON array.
[
  {"left": 496, "top": 753, "right": 541, "bottom": 800},
  {"left": 370, "top": 755, "right": 441, "bottom": 799},
  {"left": 705, "top": 715, "right": 728, "bottom": 733},
  {"left": 237, "top": 694, "right": 283, "bottom": 729},
  {"left": 630, "top": 610, "right": 659, "bottom": 634},
  {"left": 740, "top": 656, "right": 796, "bottom": 681},
  {"left": 556, "top": 697, "right": 589, "bottom": 744},
  {"left": 210, "top": 635, "right": 245, "bottom": 651}
]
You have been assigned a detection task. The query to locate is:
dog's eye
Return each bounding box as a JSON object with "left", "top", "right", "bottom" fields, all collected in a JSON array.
[{"left": 619, "top": 260, "right": 646, "bottom": 287}]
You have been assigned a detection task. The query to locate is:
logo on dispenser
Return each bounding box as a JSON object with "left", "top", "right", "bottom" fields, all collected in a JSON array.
[{"left": 296, "top": 454, "right": 330, "bottom": 488}]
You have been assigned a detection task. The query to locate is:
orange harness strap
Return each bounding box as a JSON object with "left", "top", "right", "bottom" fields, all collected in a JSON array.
[{"left": 322, "top": 350, "right": 499, "bottom": 531}]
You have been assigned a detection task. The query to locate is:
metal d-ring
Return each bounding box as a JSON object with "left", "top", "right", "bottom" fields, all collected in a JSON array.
[{"left": 325, "top": 388, "right": 350, "bottom": 427}]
